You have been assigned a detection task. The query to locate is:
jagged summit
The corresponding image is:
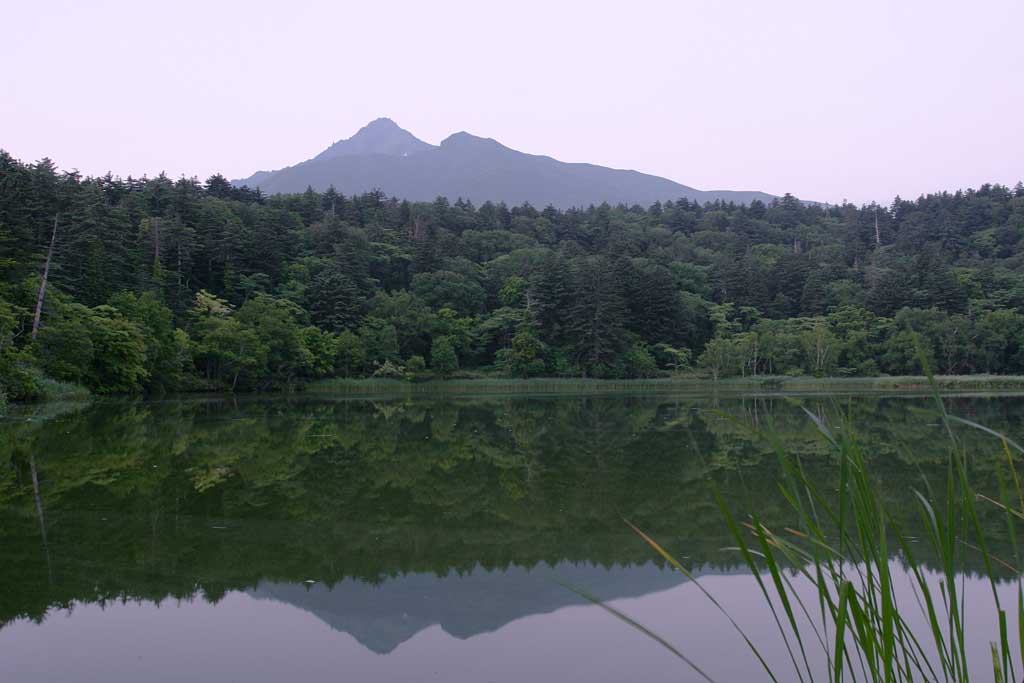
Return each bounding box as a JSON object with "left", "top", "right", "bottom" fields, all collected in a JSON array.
[
  {"left": 235, "top": 119, "right": 783, "bottom": 208},
  {"left": 313, "top": 117, "right": 435, "bottom": 161}
]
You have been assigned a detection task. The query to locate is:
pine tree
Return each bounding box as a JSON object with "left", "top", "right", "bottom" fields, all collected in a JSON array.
[
  {"left": 530, "top": 253, "right": 571, "bottom": 346},
  {"left": 309, "top": 269, "right": 363, "bottom": 332},
  {"left": 566, "top": 257, "right": 628, "bottom": 375}
]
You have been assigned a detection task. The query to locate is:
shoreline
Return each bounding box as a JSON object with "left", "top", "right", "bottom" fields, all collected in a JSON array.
[
  {"left": 11, "top": 375, "right": 1024, "bottom": 411},
  {"left": 306, "top": 374, "right": 1024, "bottom": 397}
]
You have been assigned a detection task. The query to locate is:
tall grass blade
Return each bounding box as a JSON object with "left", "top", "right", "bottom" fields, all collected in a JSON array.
[
  {"left": 557, "top": 581, "right": 717, "bottom": 682},
  {"left": 626, "top": 519, "right": 781, "bottom": 683}
]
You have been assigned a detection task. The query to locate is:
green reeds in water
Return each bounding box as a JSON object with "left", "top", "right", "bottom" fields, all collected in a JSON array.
[{"left": 591, "top": 372, "right": 1024, "bottom": 682}]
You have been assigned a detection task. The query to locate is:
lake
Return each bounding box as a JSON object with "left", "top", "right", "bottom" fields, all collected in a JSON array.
[{"left": 2, "top": 392, "right": 1023, "bottom": 681}]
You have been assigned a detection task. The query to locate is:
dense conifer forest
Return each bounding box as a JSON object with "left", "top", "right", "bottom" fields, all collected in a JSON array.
[{"left": 1, "top": 149, "right": 1023, "bottom": 398}]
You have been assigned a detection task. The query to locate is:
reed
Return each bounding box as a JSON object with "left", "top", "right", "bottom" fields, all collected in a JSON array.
[
  {"left": 308, "top": 377, "right": 719, "bottom": 396},
  {"left": 28, "top": 367, "right": 91, "bottom": 402},
  {"left": 309, "top": 374, "right": 1024, "bottom": 398},
  {"left": 589, "top": 370, "right": 1024, "bottom": 681}
]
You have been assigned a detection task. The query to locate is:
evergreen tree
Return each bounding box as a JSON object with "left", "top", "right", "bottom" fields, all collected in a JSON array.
[
  {"left": 308, "top": 269, "right": 363, "bottom": 332},
  {"left": 530, "top": 253, "right": 572, "bottom": 346},
  {"left": 566, "top": 257, "right": 628, "bottom": 375},
  {"left": 1, "top": 148, "right": 1023, "bottom": 391}
]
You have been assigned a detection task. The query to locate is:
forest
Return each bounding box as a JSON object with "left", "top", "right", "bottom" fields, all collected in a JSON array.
[{"left": 2, "top": 149, "right": 1024, "bottom": 398}]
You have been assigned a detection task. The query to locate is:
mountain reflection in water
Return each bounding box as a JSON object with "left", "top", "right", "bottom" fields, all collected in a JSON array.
[{"left": 2, "top": 393, "right": 1022, "bottom": 681}]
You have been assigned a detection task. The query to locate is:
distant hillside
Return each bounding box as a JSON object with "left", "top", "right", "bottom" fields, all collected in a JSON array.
[{"left": 233, "top": 118, "right": 781, "bottom": 208}]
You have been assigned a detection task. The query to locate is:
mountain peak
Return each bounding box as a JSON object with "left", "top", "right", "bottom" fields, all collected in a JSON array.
[
  {"left": 440, "top": 131, "right": 509, "bottom": 151},
  {"left": 237, "top": 121, "right": 784, "bottom": 208},
  {"left": 442, "top": 130, "right": 478, "bottom": 142},
  {"left": 359, "top": 117, "right": 401, "bottom": 132},
  {"left": 314, "top": 118, "right": 435, "bottom": 161}
]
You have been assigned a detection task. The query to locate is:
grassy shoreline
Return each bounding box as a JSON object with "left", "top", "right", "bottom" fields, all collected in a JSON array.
[
  {"left": 14, "top": 374, "right": 1024, "bottom": 409},
  {"left": 307, "top": 374, "right": 1024, "bottom": 397}
]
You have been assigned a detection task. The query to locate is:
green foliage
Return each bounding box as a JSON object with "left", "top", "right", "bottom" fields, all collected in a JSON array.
[
  {"left": 430, "top": 335, "right": 459, "bottom": 378},
  {"left": 359, "top": 317, "right": 400, "bottom": 366},
  {"left": 235, "top": 295, "right": 312, "bottom": 386},
  {"left": 566, "top": 256, "right": 628, "bottom": 374},
  {"left": 298, "top": 326, "right": 336, "bottom": 378},
  {"left": 411, "top": 270, "right": 486, "bottom": 316},
  {"left": 32, "top": 301, "right": 96, "bottom": 386},
  {"left": 189, "top": 290, "right": 266, "bottom": 389},
  {"left": 85, "top": 305, "right": 150, "bottom": 392},
  {"left": 23, "top": 365, "right": 90, "bottom": 401},
  {"left": 652, "top": 343, "right": 691, "bottom": 373},
  {"left": 799, "top": 319, "right": 839, "bottom": 377},
  {"left": 618, "top": 384, "right": 1024, "bottom": 682},
  {"left": 372, "top": 359, "right": 405, "bottom": 379},
  {"left": 108, "top": 291, "right": 187, "bottom": 392},
  {"left": 0, "top": 296, "right": 39, "bottom": 400},
  {"left": 307, "top": 267, "right": 363, "bottom": 332},
  {"left": 368, "top": 291, "right": 435, "bottom": 358},
  {"left": 622, "top": 342, "right": 658, "bottom": 378},
  {"left": 696, "top": 338, "right": 728, "bottom": 380},
  {"left": 433, "top": 307, "right": 478, "bottom": 361},
  {"left": 497, "top": 323, "right": 547, "bottom": 378},
  {"left": 8, "top": 390, "right": 1024, "bottom": 663},
  {"left": 334, "top": 330, "right": 367, "bottom": 378},
  {"left": 498, "top": 275, "right": 528, "bottom": 308},
  {"left": 3, "top": 148, "right": 1024, "bottom": 396},
  {"left": 32, "top": 299, "right": 148, "bottom": 393},
  {"left": 0, "top": 352, "right": 38, "bottom": 401},
  {"left": 404, "top": 354, "right": 427, "bottom": 380}
]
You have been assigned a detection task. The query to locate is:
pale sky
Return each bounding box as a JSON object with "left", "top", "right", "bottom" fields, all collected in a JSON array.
[{"left": 2, "top": 0, "right": 1021, "bottom": 205}]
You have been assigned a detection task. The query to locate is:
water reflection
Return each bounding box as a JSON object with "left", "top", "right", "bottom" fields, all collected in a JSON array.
[
  {"left": 1, "top": 393, "right": 1022, "bottom": 680},
  {"left": 248, "top": 561, "right": 702, "bottom": 653}
]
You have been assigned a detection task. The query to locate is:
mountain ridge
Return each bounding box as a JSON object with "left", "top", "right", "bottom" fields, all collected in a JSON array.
[
  {"left": 246, "top": 561, "right": 747, "bottom": 654},
  {"left": 233, "top": 119, "right": 783, "bottom": 208}
]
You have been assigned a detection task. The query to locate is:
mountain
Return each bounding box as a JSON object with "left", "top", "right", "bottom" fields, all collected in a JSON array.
[
  {"left": 247, "top": 561, "right": 746, "bottom": 654},
  {"left": 312, "top": 117, "right": 436, "bottom": 161},
  {"left": 233, "top": 118, "right": 780, "bottom": 208}
]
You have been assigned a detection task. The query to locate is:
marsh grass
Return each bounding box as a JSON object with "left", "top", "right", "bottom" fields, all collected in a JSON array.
[
  {"left": 310, "top": 377, "right": 716, "bottom": 396},
  {"left": 33, "top": 375, "right": 90, "bottom": 402},
  {"left": 589, "top": 370, "right": 1024, "bottom": 682},
  {"left": 311, "top": 375, "right": 1024, "bottom": 398}
]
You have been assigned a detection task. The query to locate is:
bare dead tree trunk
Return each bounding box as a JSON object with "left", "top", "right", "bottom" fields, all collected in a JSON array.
[
  {"left": 30, "top": 455, "right": 47, "bottom": 541},
  {"left": 177, "top": 238, "right": 183, "bottom": 307},
  {"left": 874, "top": 207, "right": 881, "bottom": 246},
  {"left": 153, "top": 217, "right": 160, "bottom": 267},
  {"left": 31, "top": 215, "right": 58, "bottom": 341},
  {"left": 30, "top": 455, "right": 53, "bottom": 586}
]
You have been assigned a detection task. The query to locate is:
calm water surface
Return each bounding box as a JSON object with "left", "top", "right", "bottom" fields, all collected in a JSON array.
[{"left": 2, "top": 392, "right": 1023, "bottom": 681}]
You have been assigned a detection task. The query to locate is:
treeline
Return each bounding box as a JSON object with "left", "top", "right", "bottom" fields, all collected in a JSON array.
[{"left": 1, "top": 149, "right": 1023, "bottom": 396}]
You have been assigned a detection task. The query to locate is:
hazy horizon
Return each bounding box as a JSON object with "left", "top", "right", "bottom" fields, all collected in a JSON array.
[{"left": 3, "top": 0, "right": 1022, "bottom": 205}]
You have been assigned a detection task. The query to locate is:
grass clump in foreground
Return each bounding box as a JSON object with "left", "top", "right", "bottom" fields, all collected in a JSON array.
[{"left": 595, "top": 373, "right": 1024, "bottom": 682}]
